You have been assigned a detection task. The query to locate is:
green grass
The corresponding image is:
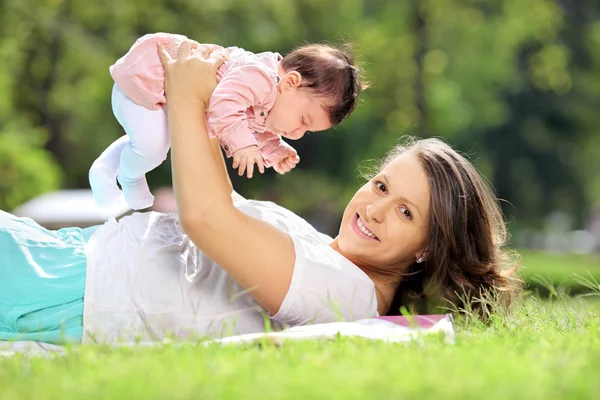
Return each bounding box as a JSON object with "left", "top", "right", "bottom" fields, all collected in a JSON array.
[
  {"left": 0, "top": 251, "right": 599, "bottom": 399},
  {"left": 0, "top": 298, "right": 598, "bottom": 399},
  {"left": 518, "top": 250, "right": 600, "bottom": 295}
]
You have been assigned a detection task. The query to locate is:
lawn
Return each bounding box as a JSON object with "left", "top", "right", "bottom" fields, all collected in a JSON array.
[
  {"left": 519, "top": 249, "right": 600, "bottom": 295},
  {"left": 0, "top": 251, "right": 599, "bottom": 399}
]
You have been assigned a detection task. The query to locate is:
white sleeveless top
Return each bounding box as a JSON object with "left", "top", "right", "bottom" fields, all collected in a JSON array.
[{"left": 82, "top": 200, "right": 377, "bottom": 343}]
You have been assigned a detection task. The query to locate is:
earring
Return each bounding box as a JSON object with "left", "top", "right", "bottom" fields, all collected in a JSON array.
[{"left": 416, "top": 256, "right": 424, "bottom": 264}]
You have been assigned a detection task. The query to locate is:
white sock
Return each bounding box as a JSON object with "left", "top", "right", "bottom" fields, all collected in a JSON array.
[
  {"left": 117, "top": 175, "right": 154, "bottom": 210},
  {"left": 89, "top": 135, "right": 129, "bottom": 208}
]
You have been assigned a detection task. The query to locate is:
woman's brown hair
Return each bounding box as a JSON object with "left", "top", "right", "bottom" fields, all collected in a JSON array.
[{"left": 377, "top": 137, "right": 522, "bottom": 319}]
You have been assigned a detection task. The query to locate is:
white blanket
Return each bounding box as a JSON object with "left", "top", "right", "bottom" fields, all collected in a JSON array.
[{"left": 0, "top": 314, "right": 454, "bottom": 357}]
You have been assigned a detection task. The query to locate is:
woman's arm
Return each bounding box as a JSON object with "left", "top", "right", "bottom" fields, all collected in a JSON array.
[
  {"left": 159, "top": 42, "right": 294, "bottom": 314},
  {"left": 210, "top": 137, "right": 246, "bottom": 203}
]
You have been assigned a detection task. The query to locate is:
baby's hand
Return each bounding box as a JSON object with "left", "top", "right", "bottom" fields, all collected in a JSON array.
[
  {"left": 232, "top": 145, "right": 265, "bottom": 178},
  {"left": 273, "top": 149, "right": 300, "bottom": 175}
]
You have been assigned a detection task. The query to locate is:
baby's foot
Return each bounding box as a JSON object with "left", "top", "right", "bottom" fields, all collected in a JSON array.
[
  {"left": 118, "top": 176, "right": 154, "bottom": 210},
  {"left": 92, "top": 185, "right": 127, "bottom": 209},
  {"left": 89, "top": 166, "right": 126, "bottom": 208}
]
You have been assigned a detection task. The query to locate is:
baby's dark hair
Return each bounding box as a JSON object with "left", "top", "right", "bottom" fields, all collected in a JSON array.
[{"left": 281, "top": 43, "right": 369, "bottom": 126}]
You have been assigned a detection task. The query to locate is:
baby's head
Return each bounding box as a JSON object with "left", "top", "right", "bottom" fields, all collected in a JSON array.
[{"left": 266, "top": 43, "right": 368, "bottom": 140}]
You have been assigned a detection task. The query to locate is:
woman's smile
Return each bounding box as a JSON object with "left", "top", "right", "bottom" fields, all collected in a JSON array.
[{"left": 352, "top": 213, "right": 380, "bottom": 241}]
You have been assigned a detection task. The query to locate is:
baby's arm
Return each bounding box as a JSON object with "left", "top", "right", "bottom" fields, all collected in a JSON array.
[{"left": 257, "top": 134, "right": 300, "bottom": 175}]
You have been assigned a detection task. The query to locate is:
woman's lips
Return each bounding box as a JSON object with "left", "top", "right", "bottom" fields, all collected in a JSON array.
[{"left": 351, "top": 213, "right": 379, "bottom": 241}]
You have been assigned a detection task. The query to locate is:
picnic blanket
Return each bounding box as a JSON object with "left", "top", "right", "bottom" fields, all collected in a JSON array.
[{"left": 0, "top": 314, "right": 454, "bottom": 357}]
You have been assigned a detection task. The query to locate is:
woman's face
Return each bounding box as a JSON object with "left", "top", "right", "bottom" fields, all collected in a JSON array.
[{"left": 336, "top": 151, "right": 431, "bottom": 271}]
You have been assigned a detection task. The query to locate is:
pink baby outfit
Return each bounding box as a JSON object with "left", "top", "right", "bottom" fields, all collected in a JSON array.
[
  {"left": 89, "top": 33, "right": 295, "bottom": 211},
  {"left": 110, "top": 32, "right": 294, "bottom": 165}
]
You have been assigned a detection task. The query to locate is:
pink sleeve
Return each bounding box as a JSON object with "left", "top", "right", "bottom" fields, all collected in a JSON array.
[
  {"left": 256, "top": 133, "right": 296, "bottom": 168},
  {"left": 208, "top": 63, "right": 278, "bottom": 157}
]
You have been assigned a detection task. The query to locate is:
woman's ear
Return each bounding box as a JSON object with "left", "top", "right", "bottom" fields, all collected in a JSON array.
[
  {"left": 416, "top": 250, "right": 427, "bottom": 264},
  {"left": 281, "top": 71, "right": 302, "bottom": 91}
]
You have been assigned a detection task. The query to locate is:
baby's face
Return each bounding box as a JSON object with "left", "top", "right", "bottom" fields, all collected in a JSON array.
[{"left": 265, "top": 73, "right": 333, "bottom": 140}]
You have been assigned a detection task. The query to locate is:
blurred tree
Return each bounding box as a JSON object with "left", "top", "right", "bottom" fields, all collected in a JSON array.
[
  {"left": 0, "top": 0, "right": 598, "bottom": 233},
  {"left": 0, "top": 127, "right": 62, "bottom": 211}
]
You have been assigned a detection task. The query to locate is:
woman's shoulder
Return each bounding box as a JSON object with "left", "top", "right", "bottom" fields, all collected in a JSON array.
[
  {"left": 235, "top": 199, "right": 333, "bottom": 243},
  {"left": 236, "top": 200, "right": 378, "bottom": 324},
  {"left": 236, "top": 199, "right": 372, "bottom": 282}
]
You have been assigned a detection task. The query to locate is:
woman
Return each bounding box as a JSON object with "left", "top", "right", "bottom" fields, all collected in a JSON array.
[{"left": 0, "top": 43, "right": 521, "bottom": 345}]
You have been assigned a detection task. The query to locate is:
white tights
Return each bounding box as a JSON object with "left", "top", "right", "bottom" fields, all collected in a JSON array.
[{"left": 89, "top": 84, "right": 170, "bottom": 210}]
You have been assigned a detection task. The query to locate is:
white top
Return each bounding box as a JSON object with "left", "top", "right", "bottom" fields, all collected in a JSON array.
[{"left": 82, "top": 200, "right": 378, "bottom": 343}]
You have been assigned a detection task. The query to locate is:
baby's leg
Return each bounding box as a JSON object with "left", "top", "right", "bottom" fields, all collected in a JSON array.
[
  {"left": 89, "top": 135, "right": 129, "bottom": 208},
  {"left": 112, "top": 84, "right": 170, "bottom": 210}
]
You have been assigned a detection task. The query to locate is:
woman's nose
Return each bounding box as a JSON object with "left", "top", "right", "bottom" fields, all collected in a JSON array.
[{"left": 365, "top": 200, "right": 388, "bottom": 224}]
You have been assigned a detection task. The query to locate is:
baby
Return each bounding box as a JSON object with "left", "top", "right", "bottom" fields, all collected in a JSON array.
[{"left": 89, "top": 33, "right": 366, "bottom": 210}]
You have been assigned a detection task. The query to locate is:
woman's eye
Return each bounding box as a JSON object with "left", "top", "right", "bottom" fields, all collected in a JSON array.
[
  {"left": 400, "top": 207, "right": 412, "bottom": 220},
  {"left": 375, "top": 181, "right": 387, "bottom": 193}
]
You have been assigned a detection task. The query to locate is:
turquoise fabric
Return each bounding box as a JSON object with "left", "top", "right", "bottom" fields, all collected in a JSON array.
[{"left": 0, "top": 210, "right": 98, "bottom": 345}]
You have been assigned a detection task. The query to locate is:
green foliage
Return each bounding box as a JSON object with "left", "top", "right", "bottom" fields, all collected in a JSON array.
[
  {"left": 0, "top": 0, "right": 598, "bottom": 231},
  {"left": 0, "top": 125, "right": 62, "bottom": 211}
]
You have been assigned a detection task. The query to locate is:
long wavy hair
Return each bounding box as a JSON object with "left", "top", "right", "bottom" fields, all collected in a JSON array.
[{"left": 372, "top": 137, "right": 522, "bottom": 318}]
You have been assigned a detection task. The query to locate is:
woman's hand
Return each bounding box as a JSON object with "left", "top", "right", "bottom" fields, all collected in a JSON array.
[{"left": 157, "top": 41, "right": 227, "bottom": 107}]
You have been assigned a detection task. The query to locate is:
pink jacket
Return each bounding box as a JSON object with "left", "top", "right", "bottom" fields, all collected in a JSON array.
[{"left": 110, "top": 33, "right": 294, "bottom": 167}]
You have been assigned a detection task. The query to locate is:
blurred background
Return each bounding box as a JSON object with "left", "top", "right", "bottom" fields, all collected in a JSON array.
[{"left": 1, "top": 0, "right": 599, "bottom": 258}]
